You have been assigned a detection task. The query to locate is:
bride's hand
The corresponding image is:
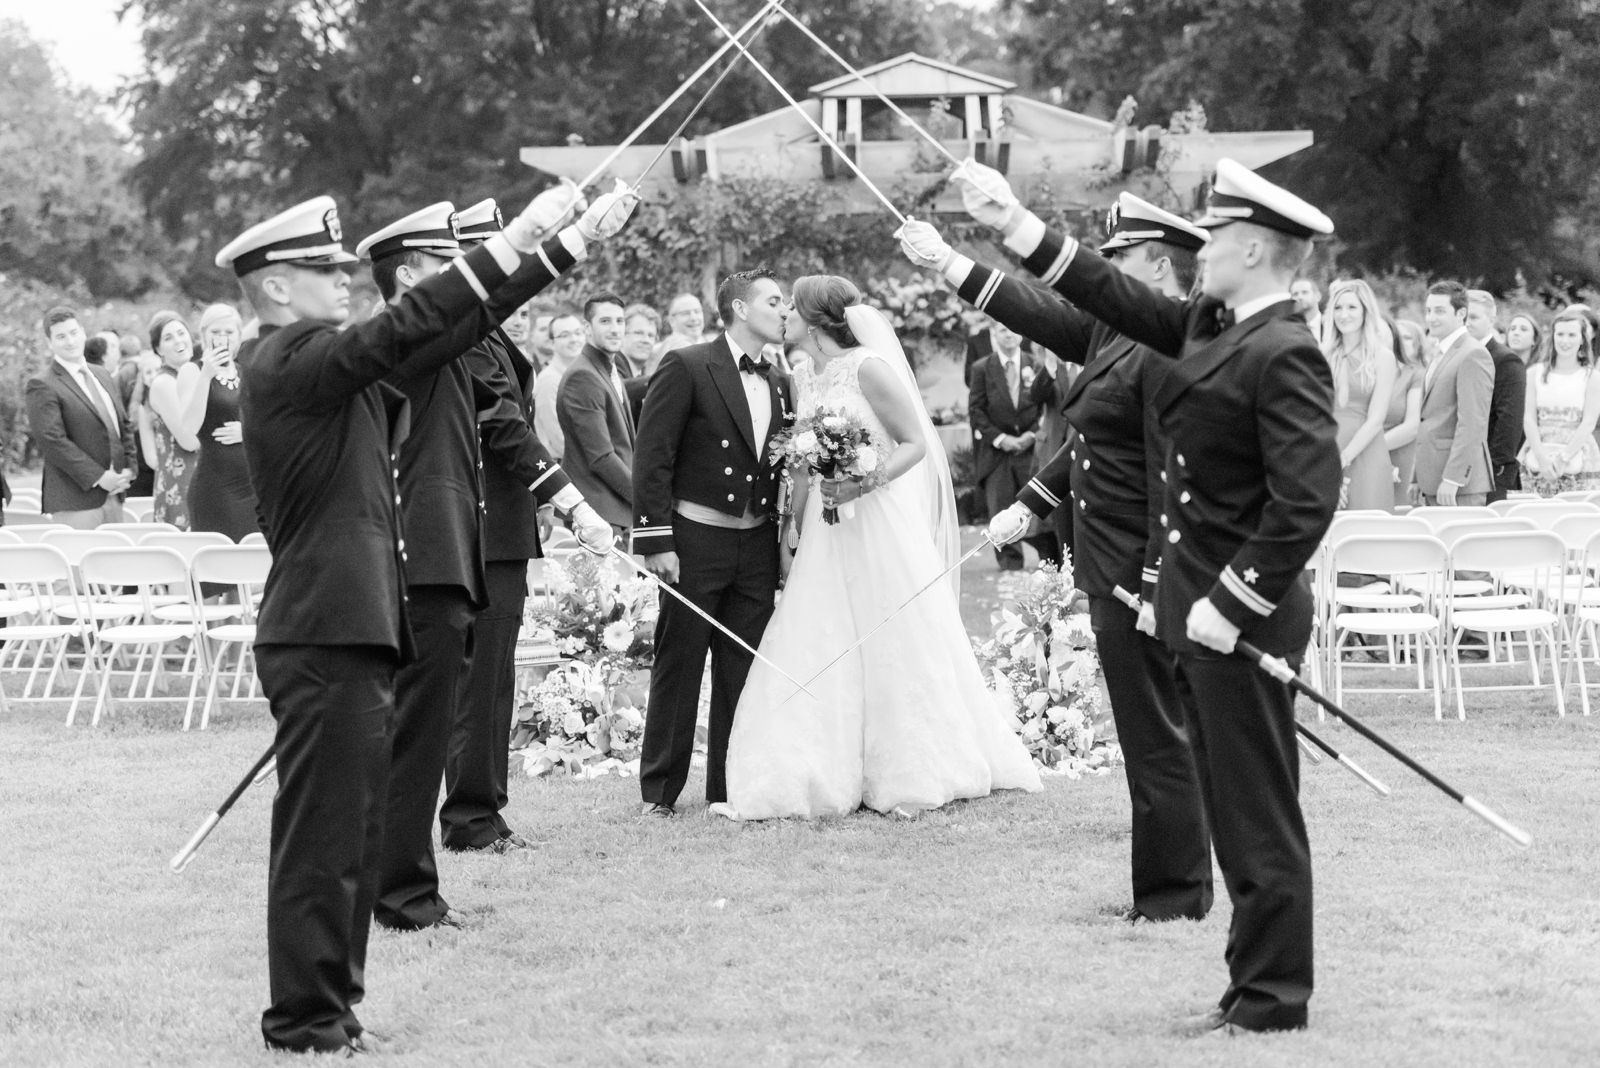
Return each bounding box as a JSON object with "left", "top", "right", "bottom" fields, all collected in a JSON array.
[{"left": 821, "top": 476, "right": 863, "bottom": 506}]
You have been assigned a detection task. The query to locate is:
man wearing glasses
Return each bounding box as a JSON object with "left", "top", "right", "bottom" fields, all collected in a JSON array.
[{"left": 531, "top": 310, "right": 586, "bottom": 460}]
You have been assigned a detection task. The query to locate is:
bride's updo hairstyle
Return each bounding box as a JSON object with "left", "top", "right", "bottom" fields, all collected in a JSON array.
[{"left": 792, "top": 275, "right": 861, "bottom": 348}]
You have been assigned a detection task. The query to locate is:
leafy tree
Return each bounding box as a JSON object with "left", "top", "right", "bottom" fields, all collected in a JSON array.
[
  {"left": 125, "top": 0, "right": 992, "bottom": 298},
  {"left": 0, "top": 20, "right": 170, "bottom": 298},
  {"left": 1005, "top": 0, "right": 1600, "bottom": 294}
]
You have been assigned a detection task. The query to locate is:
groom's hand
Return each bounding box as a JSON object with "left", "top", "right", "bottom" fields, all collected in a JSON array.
[{"left": 643, "top": 551, "right": 680, "bottom": 585}]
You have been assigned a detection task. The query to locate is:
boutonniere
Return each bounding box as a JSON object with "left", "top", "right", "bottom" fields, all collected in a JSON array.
[{"left": 1021, "top": 366, "right": 1037, "bottom": 388}]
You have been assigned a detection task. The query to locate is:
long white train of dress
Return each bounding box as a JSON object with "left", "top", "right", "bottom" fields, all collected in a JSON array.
[{"left": 723, "top": 350, "right": 1041, "bottom": 819}]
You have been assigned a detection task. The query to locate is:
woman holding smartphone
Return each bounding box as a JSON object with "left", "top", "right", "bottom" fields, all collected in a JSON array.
[{"left": 178, "top": 303, "right": 259, "bottom": 541}]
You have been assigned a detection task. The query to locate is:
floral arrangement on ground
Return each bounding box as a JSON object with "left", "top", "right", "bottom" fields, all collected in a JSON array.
[
  {"left": 512, "top": 551, "right": 657, "bottom": 779},
  {"left": 973, "top": 560, "right": 1123, "bottom": 778}
]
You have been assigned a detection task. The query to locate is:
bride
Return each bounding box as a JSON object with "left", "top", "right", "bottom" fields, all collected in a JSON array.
[{"left": 718, "top": 275, "right": 1041, "bottom": 820}]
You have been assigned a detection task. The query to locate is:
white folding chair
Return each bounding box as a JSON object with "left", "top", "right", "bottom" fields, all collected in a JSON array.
[
  {"left": 1566, "top": 528, "right": 1600, "bottom": 716},
  {"left": 0, "top": 530, "right": 22, "bottom": 546},
  {"left": 1328, "top": 534, "right": 1447, "bottom": 718},
  {"left": 1446, "top": 531, "right": 1568, "bottom": 719},
  {"left": 1318, "top": 514, "right": 1432, "bottom": 680},
  {"left": 13, "top": 524, "right": 70, "bottom": 543},
  {"left": 189, "top": 545, "right": 271, "bottom": 729},
  {"left": 1488, "top": 499, "right": 1519, "bottom": 516},
  {"left": 8, "top": 489, "right": 41, "bottom": 514},
  {"left": 1409, "top": 506, "right": 1498, "bottom": 530},
  {"left": 76, "top": 547, "right": 202, "bottom": 727},
  {"left": 1555, "top": 490, "right": 1600, "bottom": 503},
  {"left": 121, "top": 496, "right": 155, "bottom": 517},
  {"left": 240, "top": 532, "right": 267, "bottom": 546},
  {"left": 100, "top": 522, "right": 180, "bottom": 539},
  {"left": 1506, "top": 500, "right": 1600, "bottom": 528},
  {"left": 0, "top": 545, "right": 97, "bottom": 716}
]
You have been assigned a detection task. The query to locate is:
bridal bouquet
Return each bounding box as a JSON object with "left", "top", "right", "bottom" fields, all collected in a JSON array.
[
  {"left": 771, "top": 407, "right": 879, "bottom": 524},
  {"left": 972, "top": 562, "right": 1123, "bottom": 776}
]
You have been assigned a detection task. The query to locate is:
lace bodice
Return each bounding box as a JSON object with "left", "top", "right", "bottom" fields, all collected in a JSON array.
[{"left": 793, "top": 349, "right": 894, "bottom": 469}]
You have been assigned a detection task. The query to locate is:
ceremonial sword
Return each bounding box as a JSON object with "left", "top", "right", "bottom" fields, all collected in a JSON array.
[
  {"left": 170, "top": 744, "right": 276, "bottom": 873},
  {"left": 1110, "top": 585, "right": 1391, "bottom": 798}
]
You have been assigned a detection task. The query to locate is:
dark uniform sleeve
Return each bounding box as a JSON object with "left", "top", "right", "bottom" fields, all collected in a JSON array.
[
  {"left": 1014, "top": 226, "right": 1192, "bottom": 359},
  {"left": 1140, "top": 362, "right": 1166, "bottom": 605},
  {"left": 955, "top": 265, "right": 1098, "bottom": 367},
  {"left": 1206, "top": 337, "right": 1340, "bottom": 632},
  {"left": 468, "top": 345, "right": 573, "bottom": 504},
  {"left": 631, "top": 349, "right": 693, "bottom": 555}
]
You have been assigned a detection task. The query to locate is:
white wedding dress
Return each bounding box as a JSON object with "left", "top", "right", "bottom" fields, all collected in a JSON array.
[{"left": 722, "top": 314, "right": 1042, "bottom": 820}]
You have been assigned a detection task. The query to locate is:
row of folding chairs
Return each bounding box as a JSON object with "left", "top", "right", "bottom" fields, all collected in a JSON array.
[
  {"left": 0, "top": 535, "right": 271, "bottom": 730},
  {"left": 5, "top": 493, "right": 154, "bottom": 523},
  {"left": 1312, "top": 503, "right": 1600, "bottom": 719}
]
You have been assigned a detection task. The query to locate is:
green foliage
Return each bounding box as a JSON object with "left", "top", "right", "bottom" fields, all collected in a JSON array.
[
  {"left": 0, "top": 21, "right": 171, "bottom": 298},
  {"left": 1005, "top": 0, "right": 1600, "bottom": 295}
]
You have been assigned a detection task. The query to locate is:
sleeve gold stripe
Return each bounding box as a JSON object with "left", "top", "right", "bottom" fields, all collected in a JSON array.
[
  {"left": 529, "top": 466, "right": 564, "bottom": 492},
  {"left": 974, "top": 271, "right": 1003, "bottom": 311},
  {"left": 1220, "top": 565, "right": 1275, "bottom": 615},
  {"left": 1040, "top": 237, "right": 1079, "bottom": 287},
  {"left": 1027, "top": 478, "right": 1061, "bottom": 509},
  {"left": 454, "top": 259, "right": 490, "bottom": 302}
]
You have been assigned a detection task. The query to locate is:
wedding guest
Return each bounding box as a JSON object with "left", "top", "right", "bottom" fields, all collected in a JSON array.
[
  {"left": 620, "top": 303, "right": 661, "bottom": 378},
  {"left": 180, "top": 303, "right": 258, "bottom": 540},
  {"left": 1291, "top": 277, "right": 1323, "bottom": 337},
  {"left": 144, "top": 311, "right": 201, "bottom": 528},
  {"left": 1321, "top": 279, "right": 1396, "bottom": 510},
  {"left": 25, "top": 306, "right": 135, "bottom": 528},
  {"left": 1505, "top": 313, "right": 1541, "bottom": 365},
  {"left": 558, "top": 292, "right": 636, "bottom": 541},
  {"left": 1412, "top": 281, "right": 1493, "bottom": 506},
  {"left": 968, "top": 317, "right": 1043, "bottom": 570},
  {"left": 532, "top": 310, "right": 584, "bottom": 459},
  {"left": 502, "top": 300, "right": 534, "bottom": 359},
  {"left": 1025, "top": 340, "right": 1074, "bottom": 566},
  {"left": 1384, "top": 320, "right": 1427, "bottom": 507},
  {"left": 125, "top": 354, "right": 161, "bottom": 497},
  {"left": 528, "top": 311, "right": 555, "bottom": 371},
  {"left": 961, "top": 311, "right": 994, "bottom": 385},
  {"left": 83, "top": 336, "right": 112, "bottom": 367},
  {"left": 655, "top": 292, "right": 707, "bottom": 361},
  {"left": 1521, "top": 309, "right": 1600, "bottom": 495},
  {"left": 1468, "top": 290, "right": 1526, "bottom": 502}
]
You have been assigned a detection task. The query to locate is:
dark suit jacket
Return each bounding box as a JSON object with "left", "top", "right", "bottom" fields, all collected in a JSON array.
[
  {"left": 26, "top": 360, "right": 138, "bottom": 514},
  {"left": 1028, "top": 226, "right": 1340, "bottom": 657},
  {"left": 557, "top": 345, "right": 635, "bottom": 530},
  {"left": 470, "top": 327, "right": 573, "bottom": 562},
  {"left": 631, "top": 335, "right": 792, "bottom": 557},
  {"left": 1486, "top": 337, "right": 1527, "bottom": 492},
  {"left": 239, "top": 232, "right": 577, "bottom": 657},
  {"left": 968, "top": 350, "right": 1043, "bottom": 482},
  {"left": 957, "top": 263, "right": 1172, "bottom": 603},
  {"left": 961, "top": 328, "right": 993, "bottom": 386}
]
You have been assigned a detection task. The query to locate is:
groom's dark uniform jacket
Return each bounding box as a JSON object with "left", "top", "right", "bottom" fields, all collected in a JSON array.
[
  {"left": 1024, "top": 218, "right": 1337, "bottom": 1032},
  {"left": 951, "top": 254, "right": 1213, "bottom": 924}
]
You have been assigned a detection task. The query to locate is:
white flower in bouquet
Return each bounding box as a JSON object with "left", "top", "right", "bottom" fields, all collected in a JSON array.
[
  {"left": 562, "top": 710, "right": 586, "bottom": 736},
  {"left": 1025, "top": 690, "right": 1050, "bottom": 716},
  {"left": 585, "top": 721, "right": 607, "bottom": 750},
  {"left": 822, "top": 415, "right": 844, "bottom": 430},
  {"left": 793, "top": 429, "right": 818, "bottom": 454},
  {"left": 855, "top": 449, "right": 878, "bottom": 474},
  {"left": 602, "top": 620, "right": 634, "bottom": 652},
  {"left": 583, "top": 677, "right": 608, "bottom": 707}
]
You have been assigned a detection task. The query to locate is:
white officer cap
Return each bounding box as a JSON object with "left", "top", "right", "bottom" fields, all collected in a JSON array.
[
  {"left": 1195, "top": 159, "right": 1334, "bottom": 238},
  {"left": 214, "top": 195, "right": 359, "bottom": 276},
  {"left": 1100, "top": 192, "right": 1210, "bottom": 255},
  {"left": 451, "top": 199, "right": 504, "bottom": 243},
  {"left": 355, "top": 202, "right": 463, "bottom": 262}
]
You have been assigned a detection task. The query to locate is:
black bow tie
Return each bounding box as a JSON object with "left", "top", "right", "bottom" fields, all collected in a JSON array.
[
  {"left": 1214, "top": 306, "right": 1237, "bottom": 332},
  {"left": 739, "top": 354, "right": 771, "bottom": 377}
]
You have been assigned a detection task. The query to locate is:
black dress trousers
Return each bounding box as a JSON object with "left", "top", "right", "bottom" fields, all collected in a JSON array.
[
  {"left": 1173, "top": 651, "right": 1313, "bottom": 1031},
  {"left": 375, "top": 585, "right": 477, "bottom": 930},
  {"left": 441, "top": 560, "right": 527, "bottom": 850},
  {"left": 257, "top": 643, "right": 398, "bottom": 1054},
  {"left": 639, "top": 517, "right": 778, "bottom": 808},
  {"left": 1088, "top": 595, "right": 1213, "bottom": 920}
]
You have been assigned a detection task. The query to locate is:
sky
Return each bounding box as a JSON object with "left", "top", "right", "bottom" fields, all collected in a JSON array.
[{"left": 0, "top": 0, "right": 144, "bottom": 95}]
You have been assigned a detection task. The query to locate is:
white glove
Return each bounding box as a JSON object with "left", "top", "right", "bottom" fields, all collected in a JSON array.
[
  {"left": 504, "top": 177, "right": 583, "bottom": 253},
  {"left": 950, "top": 157, "right": 1019, "bottom": 230},
  {"left": 575, "top": 179, "right": 640, "bottom": 243},
  {"left": 1136, "top": 601, "right": 1157, "bottom": 637},
  {"left": 895, "top": 219, "right": 954, "bottom": 272},
  {"left": 986, "top": 502, "right": 1032, "bottom": 546},
  {"left": 571, "top": 501, "right": 614, "bottom": 554}
]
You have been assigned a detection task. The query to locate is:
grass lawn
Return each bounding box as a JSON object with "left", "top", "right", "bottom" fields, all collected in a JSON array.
[{"left": 3, "top": 541, "right": 1599, "bottom": 1066}]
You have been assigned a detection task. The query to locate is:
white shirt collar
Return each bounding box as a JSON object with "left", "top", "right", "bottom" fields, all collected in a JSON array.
[
  {"left": 725, "top": 333, "right": 747, "bottom": 363},
  {"left": 1437, "top": 326, "right": 1469, "bottom": 355},
  {"left": 53, "top": 354, "right": 90, "bottom": 376},
  {"left": 1231, "top": 291, "right": 1293, "bottom": 324}
]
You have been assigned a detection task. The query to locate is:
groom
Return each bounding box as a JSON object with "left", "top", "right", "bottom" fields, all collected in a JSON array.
[{"left": 631, "top": 269, "right": 793, "bottom": 817}]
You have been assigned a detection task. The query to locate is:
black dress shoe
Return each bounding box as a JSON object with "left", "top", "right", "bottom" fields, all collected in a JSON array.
[{"left": 641, "top": 802, "right": 675, "bottom": 819}]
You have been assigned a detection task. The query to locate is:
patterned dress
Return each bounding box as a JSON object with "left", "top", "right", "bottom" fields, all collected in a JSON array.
[
  {"left": 150, "top": 365, "right": 197, "bottom": 529},
  {"left": 1521, "top": 365, "right": 1600, "bottom": 495}
]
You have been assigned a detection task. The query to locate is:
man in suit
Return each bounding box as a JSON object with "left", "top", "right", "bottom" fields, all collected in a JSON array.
[
  {"left": 26, "top": 307, "right": 136, "bottom": 528},
  {"left": 632, "top": 269, "right": 791, "bottom": 818},
  {"left": 1411, "top": 281, "right": 1494, "bottom": 506},
  {"left": 961, "top": 313, "right": 995, "bottom": 385},
  {"left": 1290, "top": 277, "right": 1323, "bottom": 339},
  {"left": 558, "top": 293, "right": 636, "bottom": 542},
  {"left": 969, "top": 317, "right": 1043, "bottom": 569},
  {"left": 655, "top": 292, "right": 707, "bottom": 364},
  {"left": 439, "top": 198, "right": 608, "bottom": 854},
  {"left": 225, "top": 184, "right": 633, "bottom": 1054},
  {"left": 950, "top": 157, "right": 1340, "bottom": 1033},
  {"left": 1468, "top": 289, "right": 1526, "bottom": 503},
  {"left": 899, "top": 191, "right": 1215, "bottom": 927}
]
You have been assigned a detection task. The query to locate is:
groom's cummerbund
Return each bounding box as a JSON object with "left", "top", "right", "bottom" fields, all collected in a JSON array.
[{"left": 674, "top": 499, "right": 770, "bottom": 530}]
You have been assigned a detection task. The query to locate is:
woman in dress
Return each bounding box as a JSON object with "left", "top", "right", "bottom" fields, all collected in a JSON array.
[
  {"left": 720, "top": 276, "right": 1041, "bottom": 820},
  {"left": 1384, "top": 319, "right": 1427, "bottom": 508},
  {"left": 178, "top": 303, "right": 259, "bottom": 541},
  {"left": 144, "top": 311, "right": 200, "bottom": 529},
  {"left": 1520, "top": 309, "right": 1600, "bottom": 496},
  {"left": 1321, "top": 279, "right": 1397, "bottom": 511},
  {"left": 1506, "top": 313, "right": 1541, "bottom": 366}
]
